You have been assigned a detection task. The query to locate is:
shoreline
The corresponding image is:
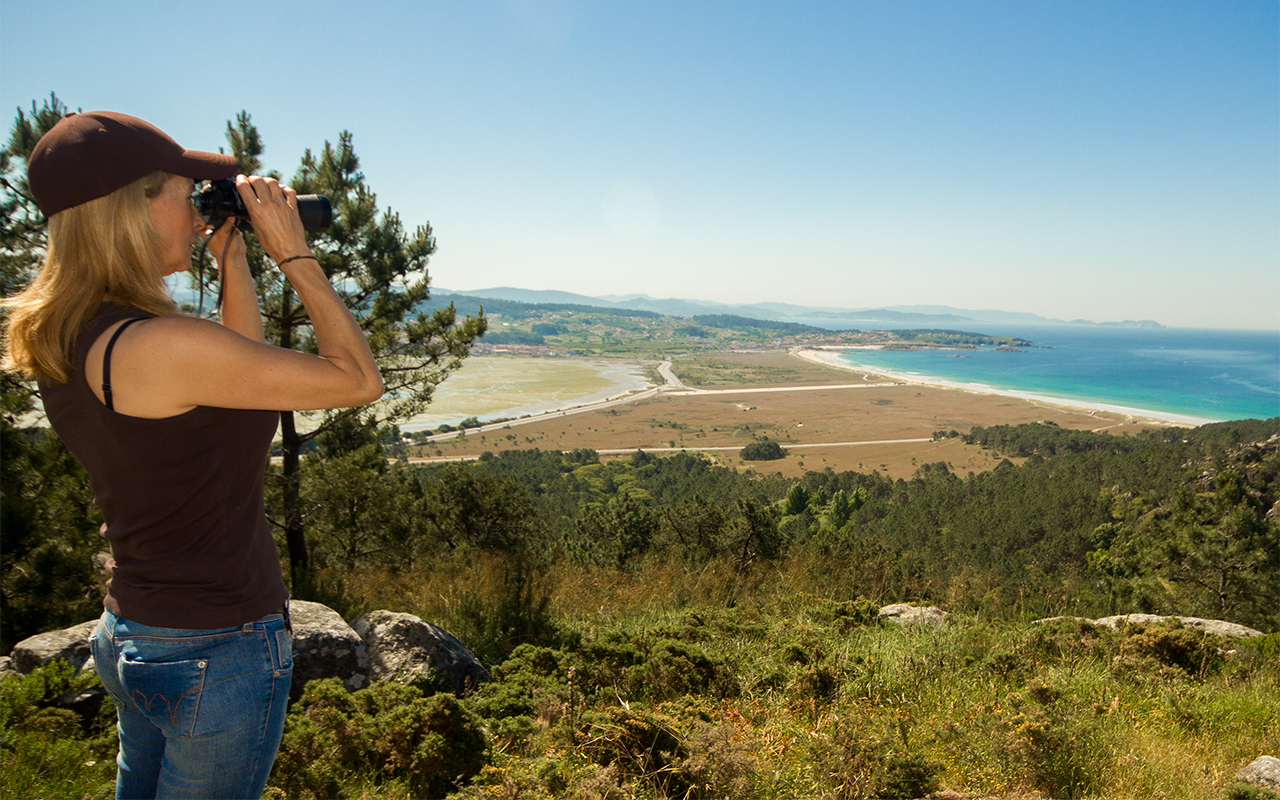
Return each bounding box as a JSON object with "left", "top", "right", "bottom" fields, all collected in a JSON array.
[{"left": 795, "top": 348, "right": 1217, "bottom": 427}]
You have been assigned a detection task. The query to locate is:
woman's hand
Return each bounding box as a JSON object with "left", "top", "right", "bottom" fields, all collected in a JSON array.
[
  {"left": 202, "top": 216, "right": 245, "bottom": 267},
  {"left": 233, "top": 175, "right": 311, "bottom": 264}
]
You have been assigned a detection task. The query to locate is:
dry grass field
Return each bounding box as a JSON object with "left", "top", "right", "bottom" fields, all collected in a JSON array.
[{"left": 409, "top": 350, "right": 1178, "bottom": 479}]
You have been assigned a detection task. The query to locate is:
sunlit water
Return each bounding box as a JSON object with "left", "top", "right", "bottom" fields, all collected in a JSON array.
[{"left": 797, "top": 322, "right": 1280, "bottom": 423}]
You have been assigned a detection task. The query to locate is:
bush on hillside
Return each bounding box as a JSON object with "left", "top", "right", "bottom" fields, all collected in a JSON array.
[
  {"left": 0, "top": 661, "right": 116, "bottom": 799},
  {"left": 740, "top": 439, "right": 787, "bottom": 461},
  {"left": 270, "top": 678, "right": 488, "bottom": 799}
]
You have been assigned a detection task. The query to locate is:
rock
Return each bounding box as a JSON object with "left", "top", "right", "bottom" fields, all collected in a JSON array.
[
  {"left": 1235, "top": 755, "right": 1280, "bottom": 792},
  {"left": 5, "top": 604, "right": 490, "bottom": 701},
  {"left": 878, "top": 603, "right": 947, "bottom": 627},
  {"left": 10, "top": 620, "right": 98, "bottom": 673},
  {"left": 0, "top": 656, "right": 14, "bottom": 683},
  {"left": 1092, "top": 614, "right": 1264, "bottom": 639},
  {"left": 352, "top": 610, "right": 491, "bottom": 695},
  {"left": 288, "top": 600, "right": 369, "bottom": 698},
  {"left": 62, "top": 685, "right": 108, "bottom": 727}
]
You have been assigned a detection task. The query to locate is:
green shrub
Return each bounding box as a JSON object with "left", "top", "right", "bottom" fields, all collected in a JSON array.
[
  {"left": 740, "top": 440, "right": 787, "bottom": 461},
  {"left": 1112, "top": 620, "right": 1230, "bottom": 680},
  {"left": 0, "top": 661, "right": 117, "bottom": 800},
  {"left": 271, "top": 678, "right": 488, "bottom": 799},
  {"left": 818, "top": 596, "right": 881, "bottom": 632},
  {"left": 1001, "top": 677, "right": 1113, "bottom": 799},
  {"left": 791, "top": 663, "right": 840, "bottom": 701},
  {"left": 629, "top": 639, "right": 739, "bottom": 701},
  {"left": 469, "top": 644, "right": 576, "bottom": 752},
  {"left": 1023, "top": 616, "right": 1108, "bottom": 663}
]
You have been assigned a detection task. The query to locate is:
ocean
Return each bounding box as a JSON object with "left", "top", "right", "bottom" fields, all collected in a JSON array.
[{"left": 794, "top": 321, "right": 1280, "bottom": 424}]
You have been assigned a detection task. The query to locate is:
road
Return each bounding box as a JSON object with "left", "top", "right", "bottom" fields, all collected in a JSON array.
[{"left": 403, "top": 438, "right": 933, "bottom": 465}]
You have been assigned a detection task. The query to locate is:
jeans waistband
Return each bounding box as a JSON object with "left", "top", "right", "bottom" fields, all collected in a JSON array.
[{"left": 101, "top": 608, "right": 290, "bottom": 640}]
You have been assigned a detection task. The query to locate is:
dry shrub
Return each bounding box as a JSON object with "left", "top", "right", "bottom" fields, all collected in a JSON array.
[
  {"left": 576, "top": 701, "right": 757, "bottom": 800},
  {"left": 808, "top": 714, "right": 941, "bottom": 800},
  {"left": 580, "top": 706, "right": 691, "bottom": 797}
]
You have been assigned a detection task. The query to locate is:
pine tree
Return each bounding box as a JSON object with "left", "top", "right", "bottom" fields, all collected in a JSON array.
[{"left": 217, "top": 113, "right": 487, "bottom": 588}]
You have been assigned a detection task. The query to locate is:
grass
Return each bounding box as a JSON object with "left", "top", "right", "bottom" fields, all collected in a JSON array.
[
  {"left": 338, "top": 556, "right": 1277, "bottom": 799},
  {"left": 9, "top": 556, "right": 1275, "bottom": 798},
  {"left": 394, "top": 355, "right": 650, "bottom": 431}
]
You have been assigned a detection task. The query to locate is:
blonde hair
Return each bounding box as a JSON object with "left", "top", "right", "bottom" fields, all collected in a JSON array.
[{"left": 2, "top": 170, "right": 180, "bottom": 383}]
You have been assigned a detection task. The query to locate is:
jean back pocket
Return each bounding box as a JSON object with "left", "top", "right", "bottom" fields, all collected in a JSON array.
[{"left": 118, "top": 656, "right": 208, "bottom": 737}]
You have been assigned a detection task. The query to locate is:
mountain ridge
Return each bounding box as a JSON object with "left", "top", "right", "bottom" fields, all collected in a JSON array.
[{"left": 435, "top": 287, "right": 1165, "bottom": 329}]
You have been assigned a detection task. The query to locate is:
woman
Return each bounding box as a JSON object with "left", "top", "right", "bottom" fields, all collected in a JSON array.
[{"left": 3, "top": 111, "right": 382, "bottom": 799}]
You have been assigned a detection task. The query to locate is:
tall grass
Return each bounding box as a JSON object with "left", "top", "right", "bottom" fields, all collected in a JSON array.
[{"left": 332, "top": 555, "right": 1279, "bottom": 799}]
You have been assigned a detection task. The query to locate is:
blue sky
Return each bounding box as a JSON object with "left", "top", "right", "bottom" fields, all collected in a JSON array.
[{"left": 3, "top": 1, "right": 1276, "bottom": 329}]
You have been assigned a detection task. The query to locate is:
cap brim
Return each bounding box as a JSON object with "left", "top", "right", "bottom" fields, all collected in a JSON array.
[{"left": 166, "top": 149, "right": 239, "bottom": 181}]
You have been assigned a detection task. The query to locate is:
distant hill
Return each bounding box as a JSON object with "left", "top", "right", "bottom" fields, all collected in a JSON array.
[{"left": 437, "top": 288, "right": 1164, "bottom": 329}]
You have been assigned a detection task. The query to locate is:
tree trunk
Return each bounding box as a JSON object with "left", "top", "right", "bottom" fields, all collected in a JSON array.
[
  {"left": 276, "top": 281, "right": 309, "bottom": 588},
  {"left": 280, "top": 409, "right": 308, "bottom": 588}
]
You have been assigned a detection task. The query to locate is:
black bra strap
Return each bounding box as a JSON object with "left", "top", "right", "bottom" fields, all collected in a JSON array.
[{"left": 102, "top": 317, "right": 144, "bottom": 412}]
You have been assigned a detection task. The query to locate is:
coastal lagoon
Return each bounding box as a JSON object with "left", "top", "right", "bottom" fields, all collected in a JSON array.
[
  {"left": 804, "top": 324, "right": 1280, "bottom": 423},
  {"left": 398, "top": 356, "right": 650, "bottom": 432}
]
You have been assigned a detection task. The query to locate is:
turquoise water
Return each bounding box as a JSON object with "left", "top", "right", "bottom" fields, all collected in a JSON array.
[{"left": 798, "top": 322, "right": 1279, "bottom": 423}]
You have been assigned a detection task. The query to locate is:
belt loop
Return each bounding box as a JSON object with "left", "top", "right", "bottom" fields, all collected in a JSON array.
[{"left": 283, "top": 594, "right": 292, "bottom": 634}]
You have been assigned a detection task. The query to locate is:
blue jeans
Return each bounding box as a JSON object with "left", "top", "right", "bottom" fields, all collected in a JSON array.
[{"left": 89, "top": 609, "right": 293, "bottom": 800}]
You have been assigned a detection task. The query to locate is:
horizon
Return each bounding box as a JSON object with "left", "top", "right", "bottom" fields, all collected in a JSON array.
[
  {"left": 4, "top": 1, "right": 1277, "bottom": 330},
  {"left": 431, "top": 284, "right": 1280, "bottom": 332}
]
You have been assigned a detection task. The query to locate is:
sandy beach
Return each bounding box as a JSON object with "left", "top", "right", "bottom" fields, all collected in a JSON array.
[{"left": 795, "top": 347, "right": 1216, "bottom": 427}]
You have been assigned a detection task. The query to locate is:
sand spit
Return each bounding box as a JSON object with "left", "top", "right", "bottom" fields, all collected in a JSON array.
[{"left": 795, "top": 347, "right": 1214, "bottom": 427}]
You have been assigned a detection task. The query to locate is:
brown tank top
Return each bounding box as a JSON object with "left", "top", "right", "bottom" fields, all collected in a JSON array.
[{"left": 39, "top": 303, "right": 287, "bottom": 628}]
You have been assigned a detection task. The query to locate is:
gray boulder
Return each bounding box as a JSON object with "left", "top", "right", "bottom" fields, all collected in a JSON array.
[
  {"left": 10, "top": 620, "right": 97, "bottom": 673},
  {"left": 288, "top": 600, "right": 369, "bottom": 697},
  {"left": 878, "top": 603, "right": 947, "bottom": 627},
  {"left": 0, "top": 656, "right": 14, "bottom": 683},
  {"left": 1092, "top": 614, "right": 1264, "bottom": 638},
  {"left": 352, "top": 610, "right": 491, "bottom": 695},
  {"left": 1235, "top": 755, "right": 1280, "bottom": 792}
]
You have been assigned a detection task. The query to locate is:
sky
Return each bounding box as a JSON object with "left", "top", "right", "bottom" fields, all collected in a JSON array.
[{"left": 2, "top": 1, "right": 1277, "bottom": 329}]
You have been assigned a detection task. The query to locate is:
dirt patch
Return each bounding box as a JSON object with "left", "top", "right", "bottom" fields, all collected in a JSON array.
[
  {"left": 670, "top": 350, "right": 861, "bottom": 387},
  {"left": 410, "top": 352, "right": 1173, "bottom": 479}
]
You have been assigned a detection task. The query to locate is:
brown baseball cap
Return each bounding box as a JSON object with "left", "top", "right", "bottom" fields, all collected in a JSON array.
[{"left": 26, "top": 111, "right": 239, "bottom": 217}]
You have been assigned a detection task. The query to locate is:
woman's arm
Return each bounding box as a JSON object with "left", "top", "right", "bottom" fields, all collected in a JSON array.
[
  {"left": 232, "top": 174, "right": 385, "bottom": 407},
  {"left": 204, "top": 219, "right": 265, "bottom": 343}
]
